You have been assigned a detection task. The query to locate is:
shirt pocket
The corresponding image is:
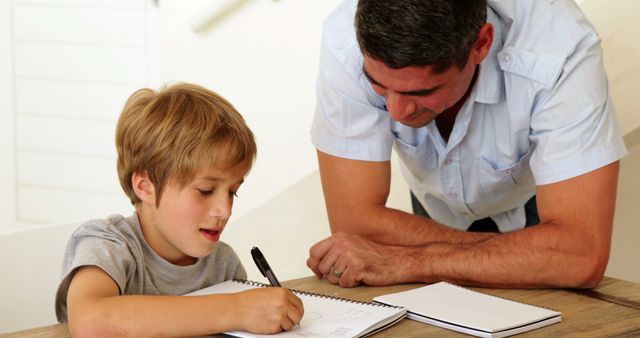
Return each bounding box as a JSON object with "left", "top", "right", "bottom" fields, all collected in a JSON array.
[
  {"left": 392, "top": 133, "right": 438, "bottom": 179},
  {"left": 474, "top": 145, "right": 535, "bottom": 198}
]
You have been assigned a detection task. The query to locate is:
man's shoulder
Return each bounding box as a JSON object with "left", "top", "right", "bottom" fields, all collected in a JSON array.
[
  {"left": 490, "top": 0, "right": 588, "bottom": 22},
  {"left": 321, "top": 0, "right": 360, "bottom": 63},
  {"left": 492, "top": 0, "right": 597, "bottom": 54},
  {"left": 323, "top": 0, "right": 356, "bottom": 32},
  {"left": 490, "top": 0, "right": 600, "bottom": 88}
]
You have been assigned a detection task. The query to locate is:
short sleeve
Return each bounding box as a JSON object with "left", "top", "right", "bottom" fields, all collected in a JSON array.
[
  {"left": 529, "top": 32, "right": 627, "bottom": 184},
  {"left": 310, "top": 7, "right": 394, "bottom": 162},
  {"left": 55, "top": 220, "right": 135, "bottom": 322}
]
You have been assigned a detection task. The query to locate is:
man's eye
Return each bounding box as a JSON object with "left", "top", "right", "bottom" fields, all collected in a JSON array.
[
  {"left": 198, "top": 189, "right": 213, "bottom": 196},
  {"left": 370, "top": 84, "right": 386, "bottom": 95},
  {"left": 230, "top": 191, "right": 239, "bottom": 198}
]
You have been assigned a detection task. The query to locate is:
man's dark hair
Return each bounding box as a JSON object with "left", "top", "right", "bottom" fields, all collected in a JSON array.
[{"left": 355, "top": 0, "right": 487, "bottom": 72}]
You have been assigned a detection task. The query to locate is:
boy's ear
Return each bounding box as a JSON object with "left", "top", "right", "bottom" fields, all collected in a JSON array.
[{"left": 131, "top": 171, "right": 156, "bottom": 206}]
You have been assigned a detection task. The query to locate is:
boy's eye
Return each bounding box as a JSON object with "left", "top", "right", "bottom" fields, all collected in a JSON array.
[
  {"left": 197, "top": 189, "right": 213, "bottom": 196},
  {"left": 197, "top": 189, "right": 238, "bottom": 198}
]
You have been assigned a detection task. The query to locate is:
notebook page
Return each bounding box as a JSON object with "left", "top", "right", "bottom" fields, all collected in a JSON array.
[
  {"left": 374, "top": 282, "right": 560, "bottom": 333},
  {"left": 187, "top": 279, "right": 253, "bottom": 295},
  {"left": 187, "top": 280, "right": 405, "bottom": 338}
]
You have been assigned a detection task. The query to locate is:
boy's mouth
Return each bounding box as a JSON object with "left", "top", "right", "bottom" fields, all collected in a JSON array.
[{"left": 199, "top": 228, "right": 220, "bottom": 242}]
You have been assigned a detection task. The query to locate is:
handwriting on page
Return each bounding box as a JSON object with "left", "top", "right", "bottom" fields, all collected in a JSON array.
[
  {"left": 337, "top": 308, "right": 372, "bottom": 321},
  {"left": 282, "top": 304, "right": 375, "bottom": 337},
  {"left": 188, "top": 281, "right": 405, "bottom": 338}
]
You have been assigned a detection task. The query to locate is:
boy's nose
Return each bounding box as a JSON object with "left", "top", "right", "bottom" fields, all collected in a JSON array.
[
  {"left": 209, "top": 197, "right": 232, "bottom": 220},
  {"left": 386, "top": 92, "right": 416, "bottom": 121}
]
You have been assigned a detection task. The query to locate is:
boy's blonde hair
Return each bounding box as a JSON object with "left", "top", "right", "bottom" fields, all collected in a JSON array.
[{"left": 116, "top": 82, "right": 257, "bottom": 205}]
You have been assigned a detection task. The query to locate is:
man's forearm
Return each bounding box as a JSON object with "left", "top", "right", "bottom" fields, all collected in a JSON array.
[
  {"left": 332, "top": 205, "right": 495, "bottom": 246},
  {"left": 397, "top": 222, "right": 607, "bottom": 288}
]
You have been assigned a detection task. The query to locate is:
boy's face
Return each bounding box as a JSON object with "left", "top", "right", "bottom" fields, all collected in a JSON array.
[{"left": 141, "top": 165, "right": 247, "bottom": 266}]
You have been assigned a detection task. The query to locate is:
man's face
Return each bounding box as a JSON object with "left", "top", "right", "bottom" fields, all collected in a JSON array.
[{"left": 363, "top": 55, "right": 477, "bottom": 128}]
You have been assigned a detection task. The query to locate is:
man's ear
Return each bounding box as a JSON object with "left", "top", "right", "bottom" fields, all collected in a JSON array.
[
  {"left": 470, "top": 23, "right": 494, "bottom": 64},
  {"left": 132, "top": 171, "right": 156, "bottom": 206}
]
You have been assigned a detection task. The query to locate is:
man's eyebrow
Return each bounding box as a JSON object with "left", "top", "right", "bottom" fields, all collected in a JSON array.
[
  {"left": 362, "top": 67, "right": 441, "bottom": 97},
  {"left": 399, "top": 87, "right": 440, "bottom": 97},
  {"left": 363, "top": 68, "right": 383, "bottom": 87}
]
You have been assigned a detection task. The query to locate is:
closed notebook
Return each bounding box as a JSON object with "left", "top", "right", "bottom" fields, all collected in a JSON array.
[
  {"left": 187, "top": 280, "right": 406, "bottom": 338},
  {"left": 373, "top": 282, "right": 561, "bottom": 338}
]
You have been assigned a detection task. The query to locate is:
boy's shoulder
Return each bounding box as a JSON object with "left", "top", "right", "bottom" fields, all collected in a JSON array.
[
  {"left": 62, "top": 213, "right": 146, "bottom": 267},
  {"left": 72, "top": 213, "right": 140, "bottom": 244}
]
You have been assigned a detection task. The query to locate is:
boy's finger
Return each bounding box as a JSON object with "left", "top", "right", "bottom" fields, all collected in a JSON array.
[
  {"left": 288, "top": 293, "right": 304, "bottom": 314},
  {"left": 280, "top": 316, "right": 294, "bottom": 331},
  {"left": 287, "top": 305, "right": 303, "bottom": 327}
]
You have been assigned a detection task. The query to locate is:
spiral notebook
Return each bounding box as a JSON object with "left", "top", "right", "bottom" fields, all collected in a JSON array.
[
  {"left": 373, "top": 282, "right": 561, "bottom": 338},
  {"left": 187, "top": 279, "right": 406, "bottom": 337}
]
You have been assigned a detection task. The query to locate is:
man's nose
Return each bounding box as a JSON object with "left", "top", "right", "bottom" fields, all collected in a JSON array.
[{"left": 386, "top": 92, "right": 415, "bottom": 121}]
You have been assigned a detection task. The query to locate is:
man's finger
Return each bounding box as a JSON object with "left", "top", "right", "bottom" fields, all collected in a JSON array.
[{"left": 308, "top": 235, "right": 335, "bottom": 261}]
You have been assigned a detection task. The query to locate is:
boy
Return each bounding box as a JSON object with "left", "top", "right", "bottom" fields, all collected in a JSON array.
[{"left": 55, "top": 83, "right": 304, "bottom": 337}]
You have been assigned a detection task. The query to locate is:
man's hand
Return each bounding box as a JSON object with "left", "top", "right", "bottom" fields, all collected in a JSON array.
[{"left": 307, "top": 232, "right": 419, "bottom": 287}]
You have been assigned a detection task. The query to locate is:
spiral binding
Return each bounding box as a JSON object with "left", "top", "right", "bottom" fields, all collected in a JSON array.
[
  {"left": 233, "top": 279, "right": 403, "bottom": 309},
  {"left": 237, "top": 279, "right": 270, "bottom": 288}
]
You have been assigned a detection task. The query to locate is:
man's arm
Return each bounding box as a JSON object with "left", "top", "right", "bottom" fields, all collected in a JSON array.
[
  {"left": 66, "top": 266, "right": 303, "bottom": 337},
  {"left": 309, "top": 161, "right": 619, "bottom": 289},
  {"left": 317, "top": 150, "right": 492, "bottom": 245}
]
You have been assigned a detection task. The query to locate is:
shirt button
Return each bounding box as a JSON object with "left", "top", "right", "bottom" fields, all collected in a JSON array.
[
  {"left": 444, "top": 159, "right": 452, "bottom": 165},
  {"left": 501, "top": 52, "right": 511, "bottom": 63},
  {"left": 448, "top": 192, "right": 458, "bottom": 199}
]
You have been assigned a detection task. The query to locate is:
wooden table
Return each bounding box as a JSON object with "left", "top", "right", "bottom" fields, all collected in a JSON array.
[{"left": 3, "top": 276, "right": 639, "bottom": 337}]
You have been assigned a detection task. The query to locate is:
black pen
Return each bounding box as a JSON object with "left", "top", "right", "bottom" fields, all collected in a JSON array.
[{"left": 251, "top": 246, "right": 281, "bottom": 287}]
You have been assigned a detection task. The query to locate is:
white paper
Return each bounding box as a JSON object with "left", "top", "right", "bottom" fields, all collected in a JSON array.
[{"left": 373, "top": 282, "right": 561, "bottom": 337}]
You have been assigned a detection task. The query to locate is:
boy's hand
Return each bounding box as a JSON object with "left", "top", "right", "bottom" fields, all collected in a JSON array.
[{"left": 233, "top": 288, "right": 304, "bottom": 333}]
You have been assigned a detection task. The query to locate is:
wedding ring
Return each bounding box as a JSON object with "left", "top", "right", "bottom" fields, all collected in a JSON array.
[{"left": 331, "top": 266, "right": 343, "bottom": 278}]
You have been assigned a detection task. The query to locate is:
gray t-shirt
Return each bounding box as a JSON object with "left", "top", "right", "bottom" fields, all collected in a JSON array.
[{"left": 55, "top": 213, "right": 246, "bottom": 322}]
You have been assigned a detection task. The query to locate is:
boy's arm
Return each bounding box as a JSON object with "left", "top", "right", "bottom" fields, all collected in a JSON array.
[{"left": 67, "top": 266, "right": 304, "bottom": 338}]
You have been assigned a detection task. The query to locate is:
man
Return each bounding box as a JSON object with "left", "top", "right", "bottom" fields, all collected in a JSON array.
[{"left": 307, "top": 0, "right": 627, "bottom": 289}]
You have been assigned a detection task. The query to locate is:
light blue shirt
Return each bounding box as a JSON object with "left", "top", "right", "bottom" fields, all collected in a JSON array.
[{"left": 311, "top": 0, "right": 627, "bottom": 232}]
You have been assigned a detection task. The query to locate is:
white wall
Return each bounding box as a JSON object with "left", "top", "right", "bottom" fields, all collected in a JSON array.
[
  {"left": 0, "top": 0, "right": 342, "bottom": 231},
  {"left": 3, "top": 0, "right": 156, "bottom": 229},
  {"left": 156, "top": 0, "right": 342, "bottom": 219},
  {"left": 0, "top": 0, "right": 16, "bottom": 227},
  {"left": 0, "top": 0, "right": 349, "bottom": 292}
]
